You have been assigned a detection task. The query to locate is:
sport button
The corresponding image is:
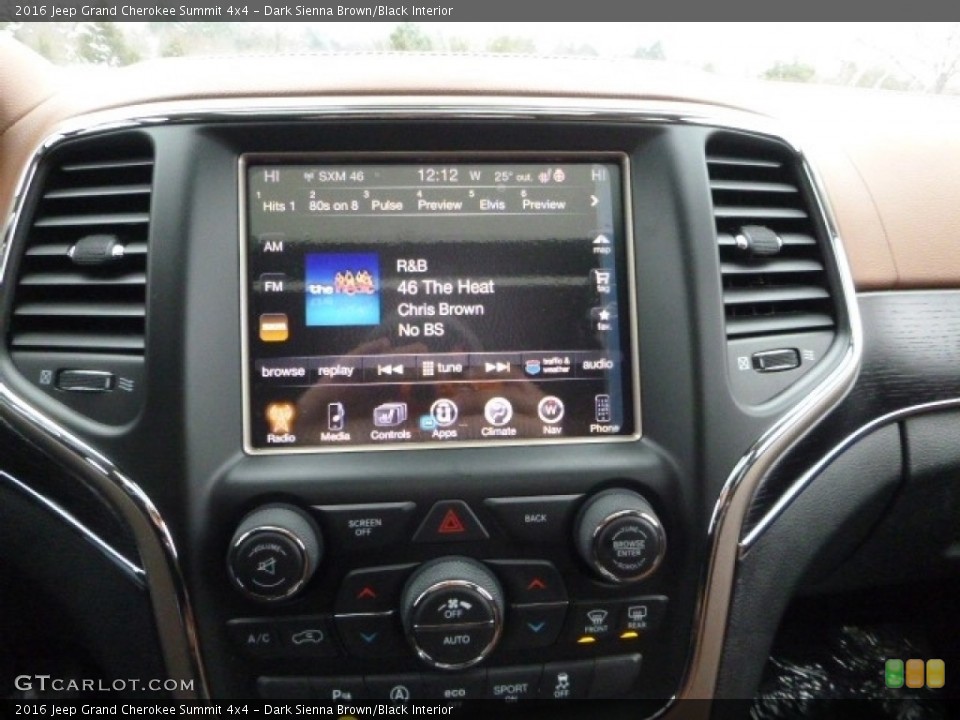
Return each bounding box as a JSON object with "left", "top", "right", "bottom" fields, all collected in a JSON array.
[{"left": 413, "top": 500, "right": 489, "bottom": 543}]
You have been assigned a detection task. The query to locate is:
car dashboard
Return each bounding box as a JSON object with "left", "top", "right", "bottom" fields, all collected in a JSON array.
[{"left": 2, "top": 41, "right": 960, "bottom": 713}]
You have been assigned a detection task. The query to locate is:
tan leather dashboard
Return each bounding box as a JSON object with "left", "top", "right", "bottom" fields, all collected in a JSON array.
[{"left": 2, "top": 37, "right": 958, "bottom": 290}]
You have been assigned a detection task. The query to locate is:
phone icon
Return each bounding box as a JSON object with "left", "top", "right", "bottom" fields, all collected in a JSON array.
[
  {"left": 328, "top": 402, "right": 346, "bottom": 431},
  {"left": 595, "top": 394, "right": 611, "bottom": 423}
]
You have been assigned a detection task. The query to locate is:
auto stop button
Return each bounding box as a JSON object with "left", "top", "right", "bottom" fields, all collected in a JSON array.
[{"left": 576, "top": 489, "right": 666, "bottom": 584}]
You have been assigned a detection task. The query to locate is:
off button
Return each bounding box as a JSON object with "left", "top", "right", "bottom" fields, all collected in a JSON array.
[{"left": 314, "top": 502, "right": 416, "bottom": 551}]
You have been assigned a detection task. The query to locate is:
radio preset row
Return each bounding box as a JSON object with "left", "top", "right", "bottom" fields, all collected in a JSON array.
[{"left": 241, "top": 156, "right": 638, "bottom": 452}]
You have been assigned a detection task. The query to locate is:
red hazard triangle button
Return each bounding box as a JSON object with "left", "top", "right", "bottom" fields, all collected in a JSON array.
[{"left": 413, "top": 500, "right": 489, "bottom": 543}]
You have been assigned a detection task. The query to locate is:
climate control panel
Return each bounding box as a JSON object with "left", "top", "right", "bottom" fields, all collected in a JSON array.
[{"left": 222, "top": 489, "right": 671, "bottom": 699}]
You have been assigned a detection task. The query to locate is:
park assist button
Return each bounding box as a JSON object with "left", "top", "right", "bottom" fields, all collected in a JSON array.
[
  {"left": 413, "top": 500, "right": 489, "bottom": 544},
  {"left": 485, "top": 495, "right": 581, "bottom": 545},
  {"left": 314, "top": 502, "right": 416, "bottom": 551}
]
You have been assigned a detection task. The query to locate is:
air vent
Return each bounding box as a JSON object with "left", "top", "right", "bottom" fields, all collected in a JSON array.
[
  {"left": 707, "top": 133, "right": 835, "bottom": 339},
  {"left": 9, "top": 134, "right": 153, "bottom": 355}
]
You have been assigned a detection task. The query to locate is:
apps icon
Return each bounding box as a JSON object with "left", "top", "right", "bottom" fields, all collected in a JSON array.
[
  {"left": 266, "top": 402, "right": 296, "bottom": 434},
  {"left": 537, "top": 396, "right": 565, "bottom": 424},
  {"left": 430, "top": 399, "right": 459, "bottom": 427},
  {"left": 484, "top": 397, "right": 513, "bottom": 427},
  {"left": 327, "top": 402, "right": 345, "bottom": 431},
  {"left": 259, "top": 313, "right": 289, "bottom": 342},
  {"left": 373, "top": 402, "right": 408, "bottom": 427}
]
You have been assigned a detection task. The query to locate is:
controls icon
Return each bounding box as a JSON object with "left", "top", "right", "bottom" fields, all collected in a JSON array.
[
  {"left": 373, "top": 402, "right": 408, "bottom": 427},
  {"left": 537, "top": 396, "right": 565, "bottom": 424},
  {"left": 327, "top": 402, "right": 345, "bottom": 431},
  {"left": 484, "top": 397, "right": 513, "bottom": 426},
  {"left": 595, "top": 394, "right": 612, "bottom": 423},
  {"left": 266, "top": 402, "right": 296, "bottom": 435},
  {"left": 430, "top": 399, "right": 459, "bottom": 427}
]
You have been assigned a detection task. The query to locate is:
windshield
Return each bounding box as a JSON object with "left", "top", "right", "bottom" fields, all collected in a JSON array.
[{"left": 1, "top": 21, "right": 959, "bottom": 95}]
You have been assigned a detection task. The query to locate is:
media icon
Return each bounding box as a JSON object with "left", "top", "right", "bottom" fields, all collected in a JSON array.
[
  {"left": 484, "top": 397, "right": 513, "bottom": 427},
  {"left": 537, "top": 396, "right": 565, "bottom": 424},
  {"left": 266, "top": 402, "right": 296, "bottom": 434},
  {"left": 430, "top": 399, "right": 459, "bottom": 428},
  {"left": 327, "top": 402, "right": 346, "bottom": 431},
  {"left": 373, "top": 402, "right": 408, "bottom": 427},
  {"left": 594, "top": 394, "right": 612, "bottom": 423},
  {"left": 259, "top": 313, "right": 289, "bottom": 342}
]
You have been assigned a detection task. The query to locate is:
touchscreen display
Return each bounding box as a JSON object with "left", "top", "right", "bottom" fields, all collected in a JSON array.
[{"left": 243, "top": 157, "right": 637, "bottom": 451}]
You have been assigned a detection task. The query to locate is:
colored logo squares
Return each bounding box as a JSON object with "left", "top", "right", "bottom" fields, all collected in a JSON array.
[
  {"left": 305, "top": 252, "right": 381, "bottom": 327},
  {"left": 885, "top": 658, "right": 944, "bottom": 689}
]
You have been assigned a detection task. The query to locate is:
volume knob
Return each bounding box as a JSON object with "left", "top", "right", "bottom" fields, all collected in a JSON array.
[
  {"left": 576, "top": 489, "right": 666, "bottom": 584},
  {"left": 227, "top": 505, "right": 322, "bottom": 602}
]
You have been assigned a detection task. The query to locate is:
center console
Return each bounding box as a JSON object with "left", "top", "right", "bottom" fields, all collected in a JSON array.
[
  {"left": 192, "top": 117, "right": 707, "bottom": 706},
  {"left": 7, "top": 103, "right": 845, "bottom": 710}
]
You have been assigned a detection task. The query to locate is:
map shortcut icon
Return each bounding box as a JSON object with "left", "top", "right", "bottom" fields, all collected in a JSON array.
[
  {"left": 484, "top": 397, "right": 513, "bottom": 427},
  {"left": 537, "top": 396, "right": 565, "bottom": 424},
  {"left": 430, "top": 399, "right": 459, "bottom": 427}
]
